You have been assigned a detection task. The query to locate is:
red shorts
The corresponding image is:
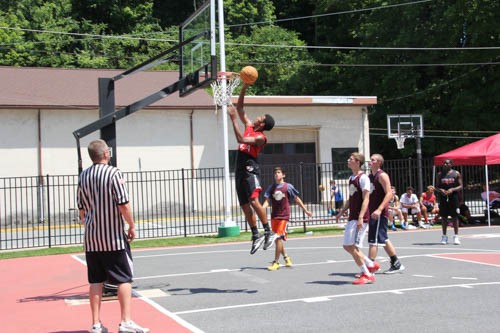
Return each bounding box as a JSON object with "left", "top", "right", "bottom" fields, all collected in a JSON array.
[{"left": 271, "top": 218, "right": 288, "bottom": 240}]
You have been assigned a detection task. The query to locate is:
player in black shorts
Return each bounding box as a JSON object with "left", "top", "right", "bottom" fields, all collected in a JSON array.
[
  {"left": 435, "top": 159, "right": 463, "bottom": 245},
  {"left": 228, "top": 83, "right": 277, "bottom": 254}
]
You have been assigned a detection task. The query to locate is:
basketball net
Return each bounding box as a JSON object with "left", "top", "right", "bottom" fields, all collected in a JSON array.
[
  {"left": 395, "top": 136, "right": 406, "bottom": 149},
  {"left": 211, "top": 72, "right": 241, "bottom": 113}
]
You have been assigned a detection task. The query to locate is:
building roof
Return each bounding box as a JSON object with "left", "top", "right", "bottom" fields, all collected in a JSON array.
[
  {"left": 0, "top": 66, "right": 377, "bottom": 109},
  {"left": 0, "top": 66, "right": 214, "bottom": 109},
  {"left": 238, "top": 95, "right": 377, "bottom": 106}
]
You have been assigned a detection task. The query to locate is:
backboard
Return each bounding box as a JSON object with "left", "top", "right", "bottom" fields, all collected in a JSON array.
[
  {"left": 387, "top": 114, "right": 424, "bottom": 138},
  {"left": 179, "top": 0, "right": 216, "bottom": 96}
]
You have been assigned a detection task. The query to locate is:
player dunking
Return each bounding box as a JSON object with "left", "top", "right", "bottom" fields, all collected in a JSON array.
[{"left": 228, "top": 83, "right": 277, "bottom": 254}]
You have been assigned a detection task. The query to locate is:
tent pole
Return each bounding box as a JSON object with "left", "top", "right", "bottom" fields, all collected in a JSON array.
[
  {"left": 432, "top": 166, "right": 435, "bottom": 187},
  {"left": 485, "top": 165, "right": 491, "bottom": 227}
]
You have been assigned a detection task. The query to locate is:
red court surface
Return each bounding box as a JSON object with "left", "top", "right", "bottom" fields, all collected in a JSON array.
[
  {"left": 0, "top": 253, "right": 193, "bottom": 333},
  {"left": 433, "top": 252, "right": 500, "bottom": 266}
]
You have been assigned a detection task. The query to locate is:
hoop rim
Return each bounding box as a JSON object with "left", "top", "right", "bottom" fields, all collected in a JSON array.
[
  {"left": 394, "top": 136, "right": 406, "bottom": 149},
  {"left": 216, "top": 71, "right": 239, "bottom": 80}
]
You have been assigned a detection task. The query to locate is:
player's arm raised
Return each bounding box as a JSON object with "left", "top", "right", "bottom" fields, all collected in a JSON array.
[
  {"left": 228, "top": 107, "right": 266, "bottom": 146},
  {"left": 236, "top": 84, "right": 252, "bottom": 127}
]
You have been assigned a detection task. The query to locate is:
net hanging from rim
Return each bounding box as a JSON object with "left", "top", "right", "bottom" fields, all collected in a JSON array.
[
  {"left": 211, "top": 72, "right": 241, "bottom": 112},
  {"left": 395, "top": 136, "right": 406, "bottom": 149}
]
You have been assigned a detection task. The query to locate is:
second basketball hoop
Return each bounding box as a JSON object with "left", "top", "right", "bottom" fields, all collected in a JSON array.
[{"left": 395, "top": 136, "right": 406, "bottom": 149}]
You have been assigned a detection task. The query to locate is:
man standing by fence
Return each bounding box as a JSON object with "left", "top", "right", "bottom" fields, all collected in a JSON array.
[
  {"left": 77, "top": 139, "right": 149, "bottom": 333},
  {"left": 435, "top": 158, "right": 463, "bottom": 245}
]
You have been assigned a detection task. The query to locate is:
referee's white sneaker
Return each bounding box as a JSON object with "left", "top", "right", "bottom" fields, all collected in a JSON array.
[
  {"left": 118, "top": 320, "right": 149, "bottom": 333},
  {"left": 453, "top": 235, "right": 461, "bottom": 245}
]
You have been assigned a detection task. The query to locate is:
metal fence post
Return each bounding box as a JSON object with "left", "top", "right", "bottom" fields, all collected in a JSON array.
[
  {"left": 46, "top": 175, "right": 51, "bottom": 248},
  {"left": 182, "top": 168, "right": 187, "bottom": 237},
  {"left": 299, "top": 162, "right": 307, "bottom": 233}
]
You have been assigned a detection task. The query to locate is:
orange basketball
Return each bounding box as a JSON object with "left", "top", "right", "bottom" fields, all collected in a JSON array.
[{"left": 240, "top": 66, "right": 258, "bottom": 85}]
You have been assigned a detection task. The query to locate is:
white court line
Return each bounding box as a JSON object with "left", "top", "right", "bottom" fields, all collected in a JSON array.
[
  {"left": 70, "top": 254, "right": 204, "bottom": 333},
  {"left": 134, "top": 268, "right": 243, "bottom": 280},
  {"left": 132, "top": 245, "right": 500, "bottom": 261},
  {"left": 173, "top": 281, "right": 500, "bottom": 315},
  {"left": 131, "top": 252, "right": 497, "bottom": 280},
  {"left": 452, "top": 277, "right": 478, "bottom": 280},
  {"left": 133, "top": 246, "right": 343, "bottom": 258}
]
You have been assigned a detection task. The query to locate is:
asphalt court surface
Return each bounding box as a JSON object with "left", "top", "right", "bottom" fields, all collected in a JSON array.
[{"left": 92, "top": 226, "right": 500, "bottom": 332}]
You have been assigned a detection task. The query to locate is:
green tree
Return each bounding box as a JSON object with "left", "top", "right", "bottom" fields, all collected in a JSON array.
[
  {"left": 152, "top": 0, "right": 206, "bottom": 27},
  {"left": 285, "top": 0, "right": 499, "bottom": 158},
  {"left": 223, "top": 0, "right": 276, "bottom": 35},
  {"left": 226, "top": 25, "right": 314, "bottom": 95},
  {"left": 0, "top": 0, "right": 173, "bottom": 69}
]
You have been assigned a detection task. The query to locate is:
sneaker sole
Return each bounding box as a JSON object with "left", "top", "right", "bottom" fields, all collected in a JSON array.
[
  {"left": 250, "top": 236, "right": 265, "bottom": 254},
  {"left": 384, "top": 265, "right": 405, "bottom": 274},
  {"left": 263, "top": 234, "right": 279, "bottom": 250}
]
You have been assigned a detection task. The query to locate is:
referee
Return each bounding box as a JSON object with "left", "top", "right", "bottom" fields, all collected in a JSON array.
[{"left": 78, "top": 139, "right": 149, "bottom": 333}]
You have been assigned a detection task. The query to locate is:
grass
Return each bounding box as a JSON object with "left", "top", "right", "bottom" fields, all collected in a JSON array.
[{"left": 0, "top": 225, "right": 344, "bottom": 260}]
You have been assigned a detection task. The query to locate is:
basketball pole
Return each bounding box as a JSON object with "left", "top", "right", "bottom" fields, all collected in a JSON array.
[{"left": 216, "top": 0, "right": 240, "bottom": 236}]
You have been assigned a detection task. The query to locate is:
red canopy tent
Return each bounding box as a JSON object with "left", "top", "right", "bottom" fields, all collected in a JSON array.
[
  {"left": 434, "top": 133, "right": 500, "bottom": 226},
  {"left": 434, "top": 133, "right": 500, "bottom": 166}
]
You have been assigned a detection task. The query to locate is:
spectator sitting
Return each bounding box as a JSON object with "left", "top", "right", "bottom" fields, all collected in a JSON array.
[
  {"left": 388, "top": 186, "right": 404, "bottom": 230},
  {"left": 481, "top": 185, "right": 500, "bottom": 217},
  {"left": 420, "top": 185, "right": 439, "bottom": 226},
  {"left": 458, "top": 202, "right": 481, "bottom": 225},
  {"left": 400, "top": 186, "right": 424, "bottom": 229}
]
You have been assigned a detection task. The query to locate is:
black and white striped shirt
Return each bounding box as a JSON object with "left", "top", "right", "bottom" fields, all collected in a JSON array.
[{"left": 77, "top": 163, "right": 129, "bottom": 252}]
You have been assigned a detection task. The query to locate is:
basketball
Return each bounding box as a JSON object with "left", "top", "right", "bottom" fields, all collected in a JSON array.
[
  {"left": 319, "top": 184, "right": 325, "bottom": 192},
  {"left": 240, "top": 66, "right": 258, "bottom": 85}
]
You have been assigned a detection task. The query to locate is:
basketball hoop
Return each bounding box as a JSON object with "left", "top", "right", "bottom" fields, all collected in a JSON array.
[
  {"left": 395, "top": 136, "right": 406, "bottom": 149},
  {"left": 210, "top": 72, "right": 241, "bottom": 111}
]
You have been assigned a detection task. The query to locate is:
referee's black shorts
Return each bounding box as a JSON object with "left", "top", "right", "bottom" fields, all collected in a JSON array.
[{"left": 85, "top": 243, "right": 133, "bottom": 285}]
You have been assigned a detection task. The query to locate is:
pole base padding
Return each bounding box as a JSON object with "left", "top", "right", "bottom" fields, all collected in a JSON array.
[{"left": 218, "top": 225, "right": 240, "bottom": 237}]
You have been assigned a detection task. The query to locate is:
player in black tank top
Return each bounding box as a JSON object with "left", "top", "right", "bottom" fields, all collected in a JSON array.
[
  {"left": 368, "top": 154, "right": 405, "bottom": 274},
  {"left": 435, "top": 159, "right": 463, "bottom": 245}
]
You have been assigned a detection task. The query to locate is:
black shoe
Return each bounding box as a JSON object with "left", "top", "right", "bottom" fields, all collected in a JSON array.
[
  {"left": 384, "top": 262, "right": 405, "bottom": 274},
  {"left": 250, "top": 234, "right": 265, "bottom": 254},
  {"left": 263, "top": 231, "right": 278, "bottom": 250}
]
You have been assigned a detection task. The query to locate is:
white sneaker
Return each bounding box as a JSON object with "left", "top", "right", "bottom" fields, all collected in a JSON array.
[
  {"left": 453, "top": 235, "right": 461, "bottom": 245},
  {"left": 118, "top": 321, "right": 149, "bottom": 333},
  {"left": 441, "top": 235, "right": 448, "bottom": 245},
  {"left": 91, "top": 323, "right": 108, "bottom": 333}
]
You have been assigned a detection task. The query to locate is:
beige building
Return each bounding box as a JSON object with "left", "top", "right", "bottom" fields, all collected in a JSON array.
[{"left": 0, "top": 66, "right": 376, "bottom": 178}]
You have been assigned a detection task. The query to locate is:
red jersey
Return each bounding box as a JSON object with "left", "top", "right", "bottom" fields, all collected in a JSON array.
[
  {"left": 238, "top": 126, "right": 267, "bottom": 158},
  {"left": 348, "top": 173, "right": 370, "bottom": 223},
  {"left": 421, "top": 191, "right": 436, "bottom": 206}
]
